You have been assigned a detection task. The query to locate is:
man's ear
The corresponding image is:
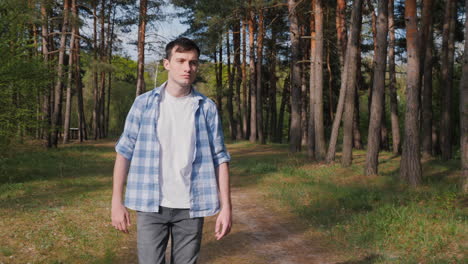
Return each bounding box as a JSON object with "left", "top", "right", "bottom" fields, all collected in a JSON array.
[{"left": 163, "top": 59, "right": 170, "bottom": 71}]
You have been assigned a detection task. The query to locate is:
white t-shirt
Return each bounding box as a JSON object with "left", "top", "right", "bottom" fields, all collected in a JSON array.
[{"left": 157, "top": 89, "right": 198, "bottom": 208}]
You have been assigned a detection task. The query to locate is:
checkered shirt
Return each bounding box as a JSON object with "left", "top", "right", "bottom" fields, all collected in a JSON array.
[{"left": 115, "top": 83, "right": 231, "bottom": 218}]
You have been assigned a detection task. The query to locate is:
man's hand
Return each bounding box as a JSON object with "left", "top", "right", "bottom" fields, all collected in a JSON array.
[
  {"left": 111, "top": 203, "right": 131, "bottom": 233},
  {"left": 215, "top": 208, "right": 232, "bottom": 240}
]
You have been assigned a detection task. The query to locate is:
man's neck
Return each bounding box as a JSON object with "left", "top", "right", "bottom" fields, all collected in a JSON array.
[{"left": 165, "top": 81, "right": 192, "bottom": 97}]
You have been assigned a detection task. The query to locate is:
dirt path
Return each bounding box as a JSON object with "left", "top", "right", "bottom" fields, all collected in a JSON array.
[
  {"left": 196, "top": 185, "right": 341, "bottom": 264},
  {"left": 115, "top": 144, "right": 343, "bottom": 264}
]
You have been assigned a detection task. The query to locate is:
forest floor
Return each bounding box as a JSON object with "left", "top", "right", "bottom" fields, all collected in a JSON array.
[{"left": 0, "top": 140, "right": 466, "bottom": 263}]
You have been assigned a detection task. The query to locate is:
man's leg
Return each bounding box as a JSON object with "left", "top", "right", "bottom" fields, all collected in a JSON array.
[
  {"left": 137, "top": 209, "right": 171, "bottom": 264},
  {"left": 169, "top": 209, "right": 204, "bottom": 264}
]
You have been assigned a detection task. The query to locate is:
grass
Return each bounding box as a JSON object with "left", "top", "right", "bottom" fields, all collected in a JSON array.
[
  {"left": 229, "top": 143, "right": 467, "bottom": 263},
  {"left": 0, "top": 140, "right": 127, "bottom": 263},
  {"left": 0, "top": 140, "right": 466, "bottom": 263}
]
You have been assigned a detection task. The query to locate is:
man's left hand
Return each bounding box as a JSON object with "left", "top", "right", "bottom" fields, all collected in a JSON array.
[{"left": 215, "top": 208, "right": 232, "bottom": 240}]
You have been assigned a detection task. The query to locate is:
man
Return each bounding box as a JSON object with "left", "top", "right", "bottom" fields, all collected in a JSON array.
[{"left": 111, "top": 37, "right": 232, "bottom": 264}]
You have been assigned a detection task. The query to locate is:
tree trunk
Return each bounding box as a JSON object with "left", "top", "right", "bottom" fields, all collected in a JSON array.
[
  {"left": 136, "top": 0, "right": 147, "bottom": 96},
  {"left": 288, "top": 0, "right": 302, "bottom": 152},
  {"left": 400, "top": 0, "right": 422, "bottom": 185},
  {"left": 233, "top": 20, "right": 243, "bottom": 140},
  {"left": 460, "top": 0, "right": 468, "bottom": 193},
  {"left": 278, "top": 76, "right": 290, "bottom": 144},
  {"left": 99, "top": 0, "right": 107, "bottom": 139},
  {"left": 256, "top": 9, "right": 265, "bottom": 144},
  {"left": 353, "top": 86, "right": 363, "bottom": 149},
  {"left": 51, "top": 0, "right": 70, "bottom": 147},
  {"left": 63, "top": 0, "right": 78, "bottom": 144},
  {"left": 249, "top": 4, "right": 256, "bottom": 143},
  {"left": 242, "top": 18, "right": 248, "bottom": 139},
  {"left": 92, "top": 1, "right": 99, "bottom": 139},
  {"left": 40, "top": 3, "right": 52, "bottom": 148},
  {"left": 314, "top": 0, "right": 326, "bottom": 159},
  {"left": 106, "top": 3, "right": 116, "bottom": 137},
  {"left": 308, "top": 0, "right": 316, "bottom": 158},
  {"left": 421, "top": 0, "right": 434, "bottom": 158},
  {"left": 336, "top": 0, "right": 347, "bottom": 71},
  {"left": 269, "top": 28, "right": 278, "bottom": 142},
  {"left": 365, "top": 0, "right": 389, "bottom": 176},
  {"left": 341, "top": 0, "right": 363, "bottom": 166},
  {"left": 227, "top": 30, "right": 236, "bottom": 140},
  {"left": 388, "top": 0, "right": 400, "bottom": 154},
  {"left": 440, "top": 0, "right": 456, "bottom": 160},
  {"left": 75, "top": 29, "right": 87, "bottom": 142}
]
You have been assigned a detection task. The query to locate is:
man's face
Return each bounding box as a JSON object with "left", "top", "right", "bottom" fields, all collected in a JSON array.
[{"left": 163, "top": 47, "right": 199, "bottom": 88}]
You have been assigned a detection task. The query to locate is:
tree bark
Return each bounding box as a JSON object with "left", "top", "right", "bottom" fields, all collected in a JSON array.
[
  {"left": 335, "top": 0, "right": 347, "bottom": 71},
  {"left": 256, "top": 9, "right": 265, "bottom": 144},
  {"left": 249, "top": 4, "right": 256, "bottom": 143},
  {"left": 388, "top": 0, "right": 400, "bottom": 154},
  {"left": 288, "top": 0, "right": 302, "bottom": 152},
  {"left": 136, "top": 0, "right": 147, "bottom": 96},
  {"left": 278, "top": 76, "right": 290, "bottom": 144},
  {"left": 51, "top": 0, "right": 70, "bottom": 147},
  {"left": 314, "top": 0, "right": 326, "bottom": 159},
  {"left": 421, "top": 0, "right": 434, "bottom": 158},
  {"left": 242, "top": 18, "right": 248, "bottom": 139},
  {"left": 365, "top": 0, "right": 389, "bottom": 176},
  {"left": 308, "top": 0, "right": 316, "bottom": 158},
  {"left": 63, "top": 0, "right": 78, "bottom": 144},
  {"left": 341, "top": 0, "right": 363, "bottom": 166},
  {"left": 92, "top": 1, "right": 99, "bottom": 139},
  {"left": 400, "top": 0, "right": 422, "bottom": 185},
  {"left": 233, "top": 20, "right": 243, "bottom": 140},
  {"left": 40, "top": 3, "right": 52, "bottom": 148},
  {"left": 460, "top": 0, "right": 468, "bottom": 193},
  {"left": 269, "top": 27, "right": 278, "bottom": 142},
  {"left": 227, "top": 30, "right": 236, "bottom": 140},
  {"left": 440, "top": 0, "right": 456, "bottom": 160}
]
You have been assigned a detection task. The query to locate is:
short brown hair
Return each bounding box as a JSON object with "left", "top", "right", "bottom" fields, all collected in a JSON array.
[{"left": 165, "top": 37, "right": 200, "bottom": 60}]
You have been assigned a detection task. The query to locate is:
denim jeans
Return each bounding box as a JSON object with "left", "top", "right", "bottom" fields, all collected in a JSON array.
[{"left": 136, "top": 207, "right": 204, "bottom": 264}]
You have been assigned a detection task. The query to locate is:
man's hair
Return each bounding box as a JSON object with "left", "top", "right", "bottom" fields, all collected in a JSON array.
[{"left": 165, "top": 37, "right": 200, "bottom": 60}]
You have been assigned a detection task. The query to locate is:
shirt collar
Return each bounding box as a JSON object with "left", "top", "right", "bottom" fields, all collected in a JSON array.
[{"left": 151, "top": 81, "right": 205, "bottom": 102}]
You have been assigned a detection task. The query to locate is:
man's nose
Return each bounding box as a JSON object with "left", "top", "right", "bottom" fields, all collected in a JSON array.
[{"left": 183, "top": 62, "right": 191, "bottom": 72}]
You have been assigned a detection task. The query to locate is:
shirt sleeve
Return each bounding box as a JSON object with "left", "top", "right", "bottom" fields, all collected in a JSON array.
[
  {"left": 115, "top": 96, "right": 144, "bottom": 160},
  {"left": 206, "top": 101, "right": 231, "bottom": 167}
]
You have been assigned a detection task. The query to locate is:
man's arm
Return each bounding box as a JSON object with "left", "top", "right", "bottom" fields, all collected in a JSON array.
[
  {"left": 215, "top": 162, "right": 232, "bottom": 240},
  {"left": 111, "top": 153, "right": 131, "bottom": 233}
]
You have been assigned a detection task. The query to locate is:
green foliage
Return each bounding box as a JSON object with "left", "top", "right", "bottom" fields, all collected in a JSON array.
[{"left": 0, "top": 0, "right": 52, "bottom": 150}]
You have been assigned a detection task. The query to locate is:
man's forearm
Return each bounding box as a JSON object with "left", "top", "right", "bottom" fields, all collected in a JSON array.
[
  {"left": 216, "top": 162, "right": 231, "bottom": 211},
  {"left": 112, "top": 153, "right": 130, "bottom": 204}
]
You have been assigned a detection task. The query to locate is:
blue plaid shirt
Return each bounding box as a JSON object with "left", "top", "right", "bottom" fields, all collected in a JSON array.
[{"left": 115, "top": 83, "right": 231, "bottom": 218}]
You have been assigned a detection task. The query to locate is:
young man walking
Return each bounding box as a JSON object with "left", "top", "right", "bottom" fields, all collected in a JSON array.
[{"left": 111, "top": 37, "right": 232, "bottom": 264}]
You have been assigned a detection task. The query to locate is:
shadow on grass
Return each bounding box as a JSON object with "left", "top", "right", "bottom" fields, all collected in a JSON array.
[{"left": 336, "top": 254, "right": 384, "bottom": 264}]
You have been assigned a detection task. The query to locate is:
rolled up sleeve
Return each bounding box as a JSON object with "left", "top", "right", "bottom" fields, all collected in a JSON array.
[
  {"left": 206, "top": 102, "right": 231, "bottom": 167},
  {"left": 115, "top": 96, "right": 144, "bottom": 160}
]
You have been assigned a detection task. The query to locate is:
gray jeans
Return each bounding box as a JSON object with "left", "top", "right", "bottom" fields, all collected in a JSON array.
[{"left": 137, "top": 207, "right": 204, "bottom": 264}]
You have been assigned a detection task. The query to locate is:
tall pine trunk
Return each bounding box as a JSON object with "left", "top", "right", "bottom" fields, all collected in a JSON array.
[
  {"left": 248, "top": 4, "right": 256, "bottom": 142},
  {"left": 365, "top": 0, "right": 389, "bottom": 176},
  {"left": 288, "top": 0, "right": 302, "bottom": 152},
  {"left": 388, "top": 0, "right": 400, "bottom": 154},
  {"left": 227, "top": 30, "right": 236, "bottom": 140},
  {"left": 341, "top": 0, "right": 363, "bottom": 166},
  {"left": 63, "top": 0, "right": 78, "bottom": 144},
  {"left": 314, "top": 0, "right": 325, "bottom": 159},
  {"left": 242, "top": 19, "right": 248, "bottom": 139},
  {"left": 256, "top": 9, "right": 265, "bottom": 144},
  {"left": 308, "top": 0, "right": 316, "bottom": 159},
  {"left": 233, "top": 20, "right": 243, "bottom": 140},
  {"left": 460, "top": 0, "right": 468, "bottom": 193},
  {"left": 440, "top": 0, "right": 456, "bottom": 160},
  {"left": 421, "top": 0, "right": 434, "bottom": 158},
  {"left": 335, "top": 0, "right": 347, "bottom": 71},
  {"left": 136, "top": 0, "right": 147, "bottom": 96},
  {"left": 41, "top": 3, "right": 52, "bottom": 148},
  {"left": 400, "top": 0, "right": 422, "bottom": 185},
  {"left": 51, "top": 0, "right": 70, "bottom": 147}
]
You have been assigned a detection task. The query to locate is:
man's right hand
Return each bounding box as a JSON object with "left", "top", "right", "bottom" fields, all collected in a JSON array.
[{"left": 111, "top": 203, "right": 131, "bottom": 233}]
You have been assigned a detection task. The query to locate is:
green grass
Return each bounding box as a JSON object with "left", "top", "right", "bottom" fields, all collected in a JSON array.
[
  {"left": 1, "top": 140, "right": 466, "bottom": 263},
  {"left": 230, "top": 142, "right": 467, "bottom": 263}
]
